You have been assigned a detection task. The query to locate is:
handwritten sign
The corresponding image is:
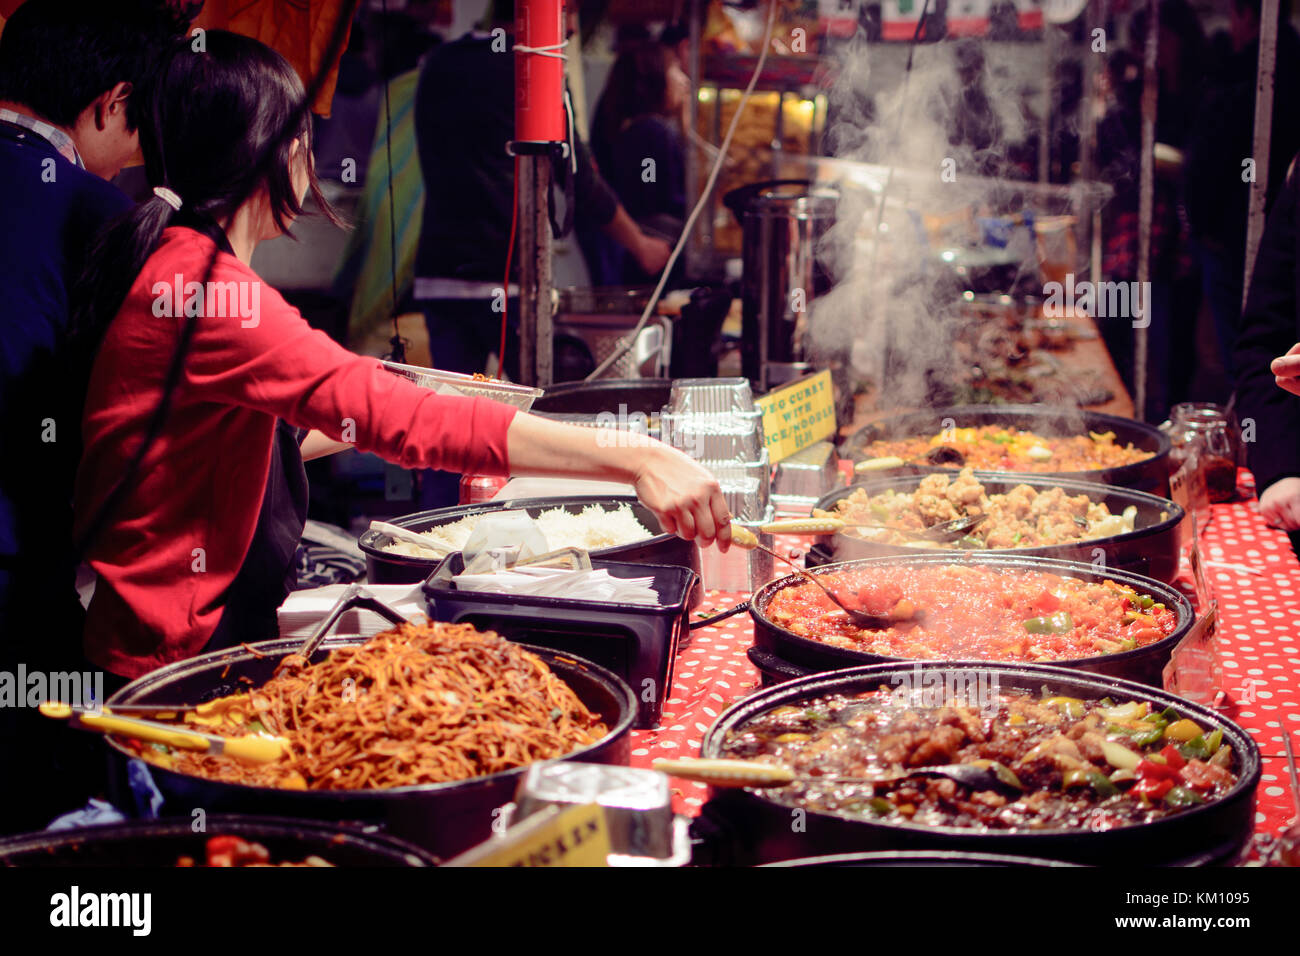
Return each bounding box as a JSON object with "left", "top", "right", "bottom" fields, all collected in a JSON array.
[
  {"left": 755, "top": 370, "right": 836, "bottom": 464},
  {"left": 444, "top": 803, "right": 611, "bottom": 868}
]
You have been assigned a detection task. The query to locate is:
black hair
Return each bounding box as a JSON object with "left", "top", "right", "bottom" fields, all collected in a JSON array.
[
  {"left": 0, "top": 0, "right": 192, "bottom": 129},
  {"left": 72, "top": 29, "right": 341, "bottom": 345},
  {"left": 590, "top": 41, "right": 672, "bottom": 171}
]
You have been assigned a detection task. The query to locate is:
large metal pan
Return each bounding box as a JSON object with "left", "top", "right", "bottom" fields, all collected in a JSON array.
[
  {"left": 692, "top": 661, "right": 1259, "bottom": 866},
  {"left": 749, "top": 553, "right": 1195, "bottom": 687},
  {"left": 0, "top": 815, "right": 436, "bottom": 867},
  {"left": 104, "top": 637, "right": 635, "bottom": 860},
  {"left": 359, "top": 495, "right": 701, "bottom": 595},
  {"left": 842, "top": 405, "right": 1172, "bottom": 494},
  {"left": 804, "top": 472, "right": 1184, "bottom": 584}
]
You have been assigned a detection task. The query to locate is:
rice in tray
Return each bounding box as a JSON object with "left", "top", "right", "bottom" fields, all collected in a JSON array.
[{"left": 381, "top": 503, "right": 654, "bottom": 558}]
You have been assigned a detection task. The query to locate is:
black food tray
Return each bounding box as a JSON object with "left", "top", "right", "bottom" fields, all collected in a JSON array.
[{"left": 422, "top": 556, "right": 695, "bottom": 728}]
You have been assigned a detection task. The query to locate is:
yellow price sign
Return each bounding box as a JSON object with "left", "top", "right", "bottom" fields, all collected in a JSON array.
[
  {"left": 755, "top": 370, "right": 836, "bottom": 464},
  {"left": 445, "top": 803, "right": 611, "bottom": 868}
]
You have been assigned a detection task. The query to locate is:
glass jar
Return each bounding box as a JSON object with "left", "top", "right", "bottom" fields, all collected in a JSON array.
[{"left": 1159, "top": 403, "right": 1241, "bottom": 502}]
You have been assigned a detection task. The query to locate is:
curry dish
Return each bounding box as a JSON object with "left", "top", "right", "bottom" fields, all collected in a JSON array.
[
  {"left": 821, "top": 469, "right": 1148, "bottom": 550},
  {"left": 720, "top": 686, "right": 1237, "bottom": 831},
  {"left": 860, "top": 426, "right": 1153, "bottom": 472}
]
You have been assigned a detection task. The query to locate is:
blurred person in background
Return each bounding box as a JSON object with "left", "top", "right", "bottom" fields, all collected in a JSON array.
[
  {"left": 1185, "top": 0, "right": 1300, "bottom": 387},
  {"left": 586, "top": 37, "right": 688, "bottom": 285},
  {"left": 1095, "top": 1, "right": 1204, "bottom": 421},
  {"left": 1235, "top": 156, "right": 1300, "bottom": 560},
  {"left": 412, "top": 0, "right": 671, "bottom": 507},
  {"left": 0, "top": 0, "right": 191, "bottom": 831}
]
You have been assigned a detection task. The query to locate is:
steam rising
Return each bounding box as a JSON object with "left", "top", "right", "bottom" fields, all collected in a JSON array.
[{"left": 810, "top": 38, "right": 1047, "bottom": 411}]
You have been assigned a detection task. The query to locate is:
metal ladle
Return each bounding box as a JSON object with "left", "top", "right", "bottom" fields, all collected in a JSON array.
[{"left": 729, "top": 524, "right": 915, "bottom": 631}]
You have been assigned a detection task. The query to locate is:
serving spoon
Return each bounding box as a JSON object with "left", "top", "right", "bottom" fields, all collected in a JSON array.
[
  {"left": 763, "top": 513, "right": 989, "bottom": 543},
  {"left": 729, "top": 524, "right": 916, "bottom": 631},
  {"left": 653, "top": 757, "right": 1024, "bottom": 795}
]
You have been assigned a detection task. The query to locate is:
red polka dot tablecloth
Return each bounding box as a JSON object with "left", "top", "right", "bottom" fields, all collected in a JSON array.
[{"left": 627, "top": 470, "right": 1300, "bottom": 843}]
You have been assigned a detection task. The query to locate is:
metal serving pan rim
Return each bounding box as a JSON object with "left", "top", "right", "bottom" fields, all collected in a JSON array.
[
  {"left": 106, "top": 636, "right": 636, "bottom": 800},
  {"left": 357, "top": 495, "right": 675, "bottom": 566},
  {"left": 845, "top": 404, "right": 1173, "bottom": 477},
  {"left": 809, "top": 471, "right": 1185, "bottom": 558},
  {"left": 750, "top": 552, "right": 1195, "bottom": 670},
  {"left": 700, "top": 659, "right": 1261, "bottom": 840}
]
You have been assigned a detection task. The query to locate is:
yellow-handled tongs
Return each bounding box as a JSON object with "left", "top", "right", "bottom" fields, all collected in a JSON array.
[{"left": 39, "top": 700, "right": 287, "bottom": 764}]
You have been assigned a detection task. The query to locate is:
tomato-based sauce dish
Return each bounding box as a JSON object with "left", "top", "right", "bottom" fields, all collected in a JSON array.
[
  {"left": 762, "top": 564, "right": 1180, "bottom": 662},
  {"left": 718, "top": 686, "right": 1239, "bottom": 832}
]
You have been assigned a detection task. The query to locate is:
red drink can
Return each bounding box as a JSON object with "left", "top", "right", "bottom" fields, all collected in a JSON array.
[{"left": 459, "top": 473, "right": 508, "bottom": 504}]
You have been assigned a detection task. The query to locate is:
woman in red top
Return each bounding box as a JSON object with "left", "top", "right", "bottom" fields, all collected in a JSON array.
[{"left": 72, "top": 32, "right": 729, "bottom": 681}]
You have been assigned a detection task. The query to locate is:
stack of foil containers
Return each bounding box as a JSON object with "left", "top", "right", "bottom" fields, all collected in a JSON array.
[{"left": 660, "top": 378, "right": 774, "bottom": 591}]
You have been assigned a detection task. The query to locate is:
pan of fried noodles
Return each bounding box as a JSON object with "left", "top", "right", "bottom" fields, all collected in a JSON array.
[{"left": 103, "top": 622, "right": 635, "bottom": 859}]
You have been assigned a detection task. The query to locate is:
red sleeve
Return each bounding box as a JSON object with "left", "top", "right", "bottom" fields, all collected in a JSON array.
[{"left": 176, "top": 242, "right": 517, "bottom": 475}]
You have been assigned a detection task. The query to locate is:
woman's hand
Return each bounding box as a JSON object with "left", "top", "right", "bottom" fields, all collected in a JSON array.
[
  {"left": 1269, "top": 343, "right": 1300, "bottom": 396},
  {"left": 504, "top": 413, "right": 732, "bottom": 549},
  {"left": 631, "top": 443, "right": 732, "bottom": 550},
  {"left": 1259, "top": 476, "right": 1300, "bottom": 530}
]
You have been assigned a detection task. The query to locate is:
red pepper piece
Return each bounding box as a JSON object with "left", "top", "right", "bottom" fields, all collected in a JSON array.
[
  {"left": 1136, "top": 758, "right": 1181, "bottom": 782},
  {"left": 1159, "top": 744, "right": 1186, "bottom": 770},
  {"left": 1179, "top": 759, "right": 1234, "bottom": 792},
  {"left": 1133, "top": 777, "right": 1174, "bottom": 800}
]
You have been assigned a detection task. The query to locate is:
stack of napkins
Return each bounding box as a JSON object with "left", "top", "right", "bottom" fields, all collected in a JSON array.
[
  {"left": 453, "top": 567, "right": 659, "bottom": 605},
  {"left": 276, "top": 583, "right": 426, "bottom": 640}
]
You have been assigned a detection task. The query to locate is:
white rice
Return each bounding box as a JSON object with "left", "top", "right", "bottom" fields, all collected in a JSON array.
[{"left": 381, "top": 503, "right": 653, "bottom": 558}]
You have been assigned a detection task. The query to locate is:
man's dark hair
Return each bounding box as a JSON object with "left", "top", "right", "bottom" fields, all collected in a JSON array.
[{"left": 0, "top": 0, "right": 192, "bottom": 128}]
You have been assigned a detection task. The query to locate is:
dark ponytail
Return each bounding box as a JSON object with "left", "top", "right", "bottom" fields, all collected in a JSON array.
[{"left": 71, "top": 30, "right": 341, "bottom": 347}]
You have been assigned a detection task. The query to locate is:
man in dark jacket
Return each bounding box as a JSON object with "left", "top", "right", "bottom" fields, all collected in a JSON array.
[
  {"left": 412, "top": 1, "right": 670, "bottom": 507},
  {"left": 0, "top": 0, "right": 187, "bottom": 830}
]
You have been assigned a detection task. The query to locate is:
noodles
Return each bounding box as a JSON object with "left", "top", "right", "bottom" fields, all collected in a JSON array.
[{"left": 148, "top": 622, "right": 608, "bottom": 790}]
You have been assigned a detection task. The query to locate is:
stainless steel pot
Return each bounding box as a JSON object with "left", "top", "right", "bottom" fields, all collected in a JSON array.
[{"left": 727, "top": 180, "right": 838, "bottom": 391}]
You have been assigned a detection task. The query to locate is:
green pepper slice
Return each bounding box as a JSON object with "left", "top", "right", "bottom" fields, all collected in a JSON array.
[
  {"left": 1023, "top": 611, "right": 1074, "bottom": 634},
  {"left": 1163, "top": 785, "right": 1205, "bottom": 808}
]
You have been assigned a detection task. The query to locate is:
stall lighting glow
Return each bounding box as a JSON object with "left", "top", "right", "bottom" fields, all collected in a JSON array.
[{"left": 941, "top": 250, "right": 957, "bottom": 262}]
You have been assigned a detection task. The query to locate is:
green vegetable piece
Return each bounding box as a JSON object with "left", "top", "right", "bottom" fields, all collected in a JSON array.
[
  {"left": 869, "top": 797, "right": 895, "bottom": 816},
  {"left": 1139, "top": 594, "right": 1155, "bottom": 609},
  {"left": 1163, "top": 785, "right": 1205, "bottom": 809},
  {"left": 1205, "top": 728, "right": 1223, "bottom": 755},
  {"left": 1087, "top": 770, "right": 1119, "bottom": 798},
  {"left": 1179, "top": 735, "right": 1211, "bottom": 760},
  {"left": 1109, "top": 723, "right": 1165, "bottom": 747},
  {"left": 991, "top": 762, "right": 1025, "bottom": 790}
]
